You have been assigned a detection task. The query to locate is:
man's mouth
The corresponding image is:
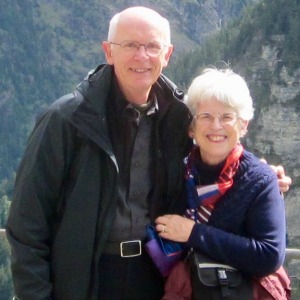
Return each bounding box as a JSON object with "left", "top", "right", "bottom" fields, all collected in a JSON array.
[{"left": 131, "top": 68, "right": 150, "bottom": 73}]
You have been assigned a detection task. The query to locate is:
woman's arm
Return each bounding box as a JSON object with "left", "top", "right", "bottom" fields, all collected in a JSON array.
[{"left": 156, "top": 174, "right": 286, "bottom": 277}]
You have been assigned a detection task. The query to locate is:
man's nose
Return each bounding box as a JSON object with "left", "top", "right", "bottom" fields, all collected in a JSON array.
[{"left": 135, "top": 45, "right": 149, "bottom": 58}]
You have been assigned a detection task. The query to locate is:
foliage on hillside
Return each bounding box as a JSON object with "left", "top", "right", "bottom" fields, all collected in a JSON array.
[
  {"left": 166, "top": 0, "right": 300, "bottom": 89},
  {"left": 0, "top": 0, "right": 258, "bottom": 199},
  {"left": 0, "top": 235, "right": 12, "bottom": 300},
  {"left": 0, "top": 197, "right": 12, "bottom": 298},
  {"left": 1, "top": 0, "right": 72, "bottom": 197},
  {"left": 1, "top": 0, "right": 300, "bottom": 297}
]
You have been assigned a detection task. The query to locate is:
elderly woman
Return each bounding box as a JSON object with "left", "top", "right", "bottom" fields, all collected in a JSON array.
[{"left": 155, "top": 68, "right": 290, "bottom": 299}]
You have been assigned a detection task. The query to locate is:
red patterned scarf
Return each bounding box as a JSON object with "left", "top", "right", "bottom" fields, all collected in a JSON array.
[{"left": 184, "top": 143, "right": 244, "bottom": 223}]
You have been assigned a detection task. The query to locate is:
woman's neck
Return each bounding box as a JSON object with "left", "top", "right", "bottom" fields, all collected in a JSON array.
[{"left": 196, "top": 155, "right": 226, "bottom": 185}]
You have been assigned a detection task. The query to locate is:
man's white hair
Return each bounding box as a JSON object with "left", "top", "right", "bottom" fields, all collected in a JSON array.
[{"left": 107, "top": 6, "right": 171, "bottom": 44}]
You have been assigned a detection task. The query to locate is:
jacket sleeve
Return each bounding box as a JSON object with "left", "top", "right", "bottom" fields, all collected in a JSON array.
[
  {"left": 187, "top": 170, "right": 286, "bottom": 277},
  {"left": 6, "top": 103, "right": 78, "bottom": 300}
]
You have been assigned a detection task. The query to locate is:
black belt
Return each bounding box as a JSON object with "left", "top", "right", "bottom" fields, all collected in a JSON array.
[{"left": 103, "top": 240, "right": 142, "bottom": 257}]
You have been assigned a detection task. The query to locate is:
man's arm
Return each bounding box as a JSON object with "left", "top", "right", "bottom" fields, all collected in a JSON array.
[
  {"left": 271, "top": 165, "right": 292, "bottom": 193},
  {"left": 260, "top": 159, "right": 292, "bottom": 193},
  {"left": 6, "top": 108, "right": 75, "bottom": 300}
]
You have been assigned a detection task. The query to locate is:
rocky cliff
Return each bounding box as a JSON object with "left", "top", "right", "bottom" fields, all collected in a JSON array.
[{"left": 239, "top": 35, "right": 300, "bottom": 248}]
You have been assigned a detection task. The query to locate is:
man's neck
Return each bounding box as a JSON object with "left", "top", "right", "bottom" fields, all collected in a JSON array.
[
  {"left": 120, "top": 85, "right": 152, "bottom": 105},
  {"left": 126, "top": 91, "right": 150, "bottom": 105},
  {"left": 113, "top": 75, "right": 153, "bottom": 105}
]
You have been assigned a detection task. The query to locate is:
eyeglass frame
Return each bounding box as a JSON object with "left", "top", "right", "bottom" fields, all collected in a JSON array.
[
  {"left": 109, "top": 40, "right": 168, "bottom": 57},
  {"left": 193, "top": 112, "right": 240, "bottom": 127}
]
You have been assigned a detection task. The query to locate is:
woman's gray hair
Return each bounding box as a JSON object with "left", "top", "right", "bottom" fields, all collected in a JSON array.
[
  {"left": 107, "top": 7, "right": 171, "bottom": 44},
  {"left": 185, "top": 68, "right": 254, "bottom": 121}
]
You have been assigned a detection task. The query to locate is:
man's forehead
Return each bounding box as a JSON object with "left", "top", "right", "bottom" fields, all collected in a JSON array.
[
  {"left": 116, "top": 17, "right": 166, "bottom": 41},
  {"left": 119, "top": 6, "right": 162, "bottom": 20},
  {"left": 118, "top": 13, "right": 162, "bottom": 28}
]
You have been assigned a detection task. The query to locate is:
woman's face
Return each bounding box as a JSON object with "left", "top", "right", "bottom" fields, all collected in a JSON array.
[{"left": 190, "top": 98, "right": 248, "bottom": 165}]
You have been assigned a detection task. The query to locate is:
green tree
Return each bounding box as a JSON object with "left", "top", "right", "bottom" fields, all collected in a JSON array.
[{"left": 0, "top": 236, "right": 12, "bottom": 300}]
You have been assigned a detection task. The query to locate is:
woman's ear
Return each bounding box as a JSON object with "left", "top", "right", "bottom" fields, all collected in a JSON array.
[
  {"left": 188, "top": 126, "right": 194, "bottom": 138},
  {"left": 240, "top": 120, "right": 249, "bottom": 137}
]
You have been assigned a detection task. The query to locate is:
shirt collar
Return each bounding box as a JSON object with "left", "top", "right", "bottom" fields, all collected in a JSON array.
[{"left": 113, "top": 75, "right": 159, "bottom": 116}]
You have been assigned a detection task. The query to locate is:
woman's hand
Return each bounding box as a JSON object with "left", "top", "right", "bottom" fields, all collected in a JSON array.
[{"left": 155, "top": 214, "right": 195, "bottom": 243}]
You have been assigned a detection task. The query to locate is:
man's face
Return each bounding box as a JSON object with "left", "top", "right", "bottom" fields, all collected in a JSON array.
[{"left": 102, "top": 16, "right": 173, "bottom": 104}]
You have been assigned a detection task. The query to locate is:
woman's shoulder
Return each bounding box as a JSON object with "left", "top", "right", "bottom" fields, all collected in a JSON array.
[{"left": 238, "top": 149, "right": 277, "bottom": 183}]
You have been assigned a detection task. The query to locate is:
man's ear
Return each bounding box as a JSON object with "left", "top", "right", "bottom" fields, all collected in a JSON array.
[
  {"left": 162, "top": 45, "right": 174, "bottom": 68},
  {"left": 102, "top": 41, "right": 114, "bottom": 65}
]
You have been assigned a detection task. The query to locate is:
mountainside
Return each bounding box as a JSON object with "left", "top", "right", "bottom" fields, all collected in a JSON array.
[
  {"left": 0, "top": 2, "right": 260, "bottom": 297},
  {"left": 169, "top": 0, "right": 300, "bottom": 239},
  {"left": 0, "top": 0, "right": 300, "bottom": 297},
  {"left": 238, "top": 2, "right": 298, "bottom": 244},
  {"left": 238, "top": 10, "right": 300, "bottom": 247},
  {"left": 0, "top": 0, "right": 257, "bottom": 198},
  {"left": 1, "top": 0, "right": 299, "bottom": 253},
  {"left": 170, "top": 1, "right": 300, "bottom": 291}
]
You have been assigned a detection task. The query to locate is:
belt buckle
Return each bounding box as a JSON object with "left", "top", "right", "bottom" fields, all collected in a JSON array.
[{"left": 120, "top": 240, "right": 142, "bottom": 257}]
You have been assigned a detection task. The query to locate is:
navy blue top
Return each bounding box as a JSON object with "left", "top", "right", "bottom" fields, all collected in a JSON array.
[{"left": 187, "top": 150, "right": 286, "bottom": 277}]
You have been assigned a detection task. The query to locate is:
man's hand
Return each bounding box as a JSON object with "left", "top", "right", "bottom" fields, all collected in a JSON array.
[{"left": 261, "top": 159, "right": 292, "bottom": 193}]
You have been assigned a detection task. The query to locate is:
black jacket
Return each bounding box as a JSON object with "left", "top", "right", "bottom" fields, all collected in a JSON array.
[{"left": 6, "top": 64, "right": 192, "bottom": 299}]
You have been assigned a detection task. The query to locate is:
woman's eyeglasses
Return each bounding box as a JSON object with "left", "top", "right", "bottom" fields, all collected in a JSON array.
[{"left": 194, "top": 112, "right": 239, "bottom": 127}]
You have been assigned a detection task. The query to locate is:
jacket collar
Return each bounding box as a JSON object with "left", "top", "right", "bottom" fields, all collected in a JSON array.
[
  {"left": 70, "top": 64, "right": 186, "bottom": 156},
  {"left": 71, "top": 65, "right": 115, "bottom": 161}
]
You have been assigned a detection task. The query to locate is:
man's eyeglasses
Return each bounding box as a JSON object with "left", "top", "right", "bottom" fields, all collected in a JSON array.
[
  {"left": 194, "top": 112, "right": 239, "bottom": 127},
  {"left": 109, "top": 40, "right": 167, "bottom": 57}
]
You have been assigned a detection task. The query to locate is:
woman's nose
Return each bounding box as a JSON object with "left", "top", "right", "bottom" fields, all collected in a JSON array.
[{"left": 210, "top": 116, "right": 223, "bottom": 129}]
